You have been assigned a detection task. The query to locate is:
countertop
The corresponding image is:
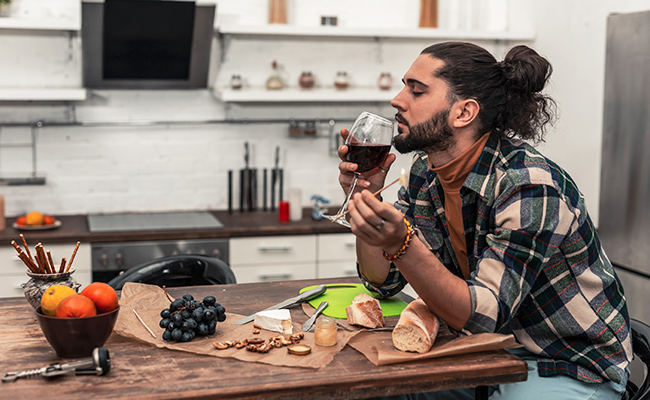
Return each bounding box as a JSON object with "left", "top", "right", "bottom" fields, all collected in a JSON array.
[{"left": 0, "top": 208, "right": 350, "bottom": 245}]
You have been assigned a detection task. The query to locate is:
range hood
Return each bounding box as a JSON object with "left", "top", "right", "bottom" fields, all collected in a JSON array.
[{"left": 82, "top": 0, "right": 216, "bottom": 89}]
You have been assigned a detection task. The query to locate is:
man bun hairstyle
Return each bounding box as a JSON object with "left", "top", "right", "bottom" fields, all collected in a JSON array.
[{"left": 421, "top": 42, "right": 556, "bottom": 143}]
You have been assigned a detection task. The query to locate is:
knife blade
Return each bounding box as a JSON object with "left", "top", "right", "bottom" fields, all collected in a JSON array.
[{"left": 231, "top": 284, "right": 327, "bottom": 325}]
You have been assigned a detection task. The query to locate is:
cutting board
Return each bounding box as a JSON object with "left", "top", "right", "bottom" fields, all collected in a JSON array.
[{"left": 299, "top": 283, "right": 408, "bottom": 319}]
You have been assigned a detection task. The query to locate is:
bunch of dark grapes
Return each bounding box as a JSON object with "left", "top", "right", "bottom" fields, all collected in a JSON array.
[{"left": 159, "top": 293, "right": 226, "bottom": 343}]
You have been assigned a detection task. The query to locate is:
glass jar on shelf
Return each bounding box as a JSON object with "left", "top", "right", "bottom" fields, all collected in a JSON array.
[
  {"left": 266, "top": 60, "right": 284, "bottom": 90},
  {"left": 299, "top": 71, "right": 315, "bottom": 89},
  {"left": 378, "top": 72, "right": 393, "bottom": 91},
  {"left": 229, "top": 74, "right": 243, "bottom": 90},
  {"left": 334, "top": 71, "right": 349, "bottom": 90}
]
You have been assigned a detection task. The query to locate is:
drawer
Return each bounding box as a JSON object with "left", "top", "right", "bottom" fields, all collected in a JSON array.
[
  {"left": 317, "top": 233, "right": 357, "bottom": 262},
  {"left": 230, "top": 236, "right": 316, "bottom": 266},
  {"left": 231, "top": 263, "right": 316, "bottom": 284},
  {"left": 317, "top": 260, "right": 359, "bottom": 279}
]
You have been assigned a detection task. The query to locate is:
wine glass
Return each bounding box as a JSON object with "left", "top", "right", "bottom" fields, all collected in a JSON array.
[{"left": 325, "top": 111, "right": 395, "bottom": 227}]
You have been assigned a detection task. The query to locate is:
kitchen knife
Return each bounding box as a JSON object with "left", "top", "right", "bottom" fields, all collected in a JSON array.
[{"left": 231, "top": 284, "right": 327, "bottom": 325}]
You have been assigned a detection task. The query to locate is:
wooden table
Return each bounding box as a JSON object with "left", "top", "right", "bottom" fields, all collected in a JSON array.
[{"left": 0, "top": 278, "right": 527, "bottom": 399}]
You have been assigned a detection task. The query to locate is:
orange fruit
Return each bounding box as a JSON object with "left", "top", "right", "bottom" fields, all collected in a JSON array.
[
  {"left": 25, "top": 211, "right": 44, "bottom": 226},
  {"left": 41, "top": 284, "right": 77, "bottom": 316},
  {"left": 80, "top": 282, "right": 119, "bottom": 314},
  {"left": 56, "top": 294, "right": 97, "bottom": 318}
]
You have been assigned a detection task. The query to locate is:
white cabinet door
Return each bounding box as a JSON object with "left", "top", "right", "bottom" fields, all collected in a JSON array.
[
  {"left": 229, "top": 236, "right": 317, "bottom": 283},
  {"left": 316, "top": 233, "right": 358, "bottom": 279}
]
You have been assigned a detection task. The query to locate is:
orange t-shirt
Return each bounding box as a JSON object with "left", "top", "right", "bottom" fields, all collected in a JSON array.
[{"left": 431, "top": 132, "right": 490, "bottom": 279}]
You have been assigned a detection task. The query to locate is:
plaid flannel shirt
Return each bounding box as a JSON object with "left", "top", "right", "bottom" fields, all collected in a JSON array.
[{"left": 362, "top": 133, "right": 632, "bottom": 384}]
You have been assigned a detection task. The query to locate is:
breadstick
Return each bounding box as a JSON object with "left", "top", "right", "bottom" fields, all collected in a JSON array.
[
  {"left": 35, "top": 244, "right": 50, "bottom": 274},
  {"left": 46, "top": 251, "right": 57, "bottom": 274},
  {"left": 19, "top": 234, "right": 34, "bottom": 265},
  {"left": 16, "top": 250, "right": 39, "bottom": 273},
  {"left": 59, "top": 257, "right": 66, "bottom": 273},
  {"left": 66, "top": 241, "right": 80, "bottom": 272},
  {"left": 10, "top": 240, "right": 23, "bottom": 254}
]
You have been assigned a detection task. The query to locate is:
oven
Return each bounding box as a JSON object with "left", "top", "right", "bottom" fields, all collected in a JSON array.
[{"left": 87, "top": 212, "right": 229, "bottom": 283}]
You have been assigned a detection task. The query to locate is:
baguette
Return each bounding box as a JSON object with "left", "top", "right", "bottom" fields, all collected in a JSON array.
[
  {"left": 392, "top": 298, "right": 439, "bottom": 353},
  {"left": 345, "top": 293, "right": 385, "bottom": 329}
]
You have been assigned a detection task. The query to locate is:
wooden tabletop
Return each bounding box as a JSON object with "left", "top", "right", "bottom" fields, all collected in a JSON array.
[{"left": 0, "top": 277, "right": 527, "bottom": 399}]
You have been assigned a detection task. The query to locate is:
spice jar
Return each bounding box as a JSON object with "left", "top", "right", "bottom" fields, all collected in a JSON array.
[
  {"left": 266, "top": 60, "right": 283, "bottom": 90},
  {"left": 314, "top": 317, "right": 337, "bottom": 347},
  {"left": 378, "top": 72, "right": 393, "bottom": 90},
  {"left": 334, "top": 71, "right": 349, "bottom": 90},
  {"left": 288, "top": 119, "right": 301, "bottom": 137},
  {"left": 304, "top": 121, "right": 317, "bottom": 137},
  {"left": 299, "top": 71, "right": 315, "bottom": 89},
  {"left": 230, "top": 74, "right": 243, "bottom": 90}
]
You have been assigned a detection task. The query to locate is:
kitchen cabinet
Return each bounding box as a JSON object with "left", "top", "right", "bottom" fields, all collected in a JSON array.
[
  {"left": 230, "top": 235, "right": 318, "bottom": 283},
  {"left": 0, "top": 243, "right": 92, "bottom": 298},
  {"left": 230, "top": 233, "right": 359, "bottom": 283},
  {"left": 317, "top": 233, "right": 358, "bottom": 279}
]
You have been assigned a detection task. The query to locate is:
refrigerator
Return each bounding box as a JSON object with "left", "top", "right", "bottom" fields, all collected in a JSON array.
[{"left": 599, "top": 10, "right": 650, "bottom": 325}]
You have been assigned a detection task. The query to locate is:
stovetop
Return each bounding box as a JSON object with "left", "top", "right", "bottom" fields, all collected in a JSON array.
[{"left": 87, "top": 211, "right": 224, "bottom": 233}]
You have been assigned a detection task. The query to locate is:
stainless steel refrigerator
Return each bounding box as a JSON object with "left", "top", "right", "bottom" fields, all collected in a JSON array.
[{"left": 599, "top": 10, "right": 650, "bottom": 324}]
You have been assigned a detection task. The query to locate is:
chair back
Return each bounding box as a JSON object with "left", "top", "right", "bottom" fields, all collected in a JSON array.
[
  {"left": 627, "top": 318, "right": 650, "bottom": 400},
  {"left": 107, "top": 255, "right": 236, "bottom": 290}
]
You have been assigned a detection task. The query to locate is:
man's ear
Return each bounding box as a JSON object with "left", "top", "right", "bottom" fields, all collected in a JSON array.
[{"left": 450, "top": 99, "right": 480, "bottom": 128}]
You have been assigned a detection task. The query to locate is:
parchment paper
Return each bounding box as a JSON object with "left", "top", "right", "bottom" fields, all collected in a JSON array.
[
  {"left": 348, "top": 327, "right": 521, "bottom": 366},
  {"left": 113, "top": 282, "right": 360, "bottom": 369}
]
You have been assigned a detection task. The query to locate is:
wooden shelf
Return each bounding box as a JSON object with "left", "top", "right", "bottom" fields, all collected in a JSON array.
[
  {"left": 215, "top": 87, "right": 398, "bottom": 103},
  {"left": 0, "top": 88, "right": 87, "bottom": 101},
  {"left": 217, "top": 24, "right": 536, "bottom": 41}
]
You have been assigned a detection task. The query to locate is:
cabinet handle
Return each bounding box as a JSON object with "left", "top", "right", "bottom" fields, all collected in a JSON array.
[
  {"left": 343, "top": 269, "right": 357, "bottom": 275},
  {"left": 345, "top": 242, "right": 356, "bottom": 247},
  {"left": 258, "top": 245, "right": 292, "bottom": 252},
  {"left": 258, "top": 272, "right": 293, "bottom": 280}
]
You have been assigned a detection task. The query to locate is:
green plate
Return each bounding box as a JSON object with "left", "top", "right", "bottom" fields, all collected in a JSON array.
[{"left": 299, "top": 283, "right": 408, "bottom": 319}]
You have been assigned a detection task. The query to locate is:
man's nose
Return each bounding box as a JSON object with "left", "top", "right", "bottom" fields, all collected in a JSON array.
[{"left": 390, "top": 88, "right": 407, "bottom": 111}]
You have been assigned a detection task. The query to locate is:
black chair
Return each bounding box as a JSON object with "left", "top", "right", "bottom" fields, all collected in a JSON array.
[
  {"left": 107, "top": 255, "right": 236, "bottom": 290},
  {"left": 626, "top": 318, "right": 650, "bottom": 400}
]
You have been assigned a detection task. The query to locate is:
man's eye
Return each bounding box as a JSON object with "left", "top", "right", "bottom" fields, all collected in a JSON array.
[{"left": 412, "top": 91, "right": 423, "bottom": 96}]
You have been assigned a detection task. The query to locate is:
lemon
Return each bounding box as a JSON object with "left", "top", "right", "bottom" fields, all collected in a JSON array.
[
  {"left": 41, "top": 285, "right": 77, "bottom": 316},
  {"left": 25, "top": 211, "right": 44, "bottom": 226}
]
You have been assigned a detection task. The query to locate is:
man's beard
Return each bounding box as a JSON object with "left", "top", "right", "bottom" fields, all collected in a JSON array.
[{"left": 392, "top": 109, "right": 455, "bottom": 154}]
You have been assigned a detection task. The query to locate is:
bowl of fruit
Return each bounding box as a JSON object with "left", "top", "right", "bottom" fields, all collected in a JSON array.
[
  {"left": 14, "top": 211, "right": 61, "bottom": 230},
  {"left": 35, "top": 282, "right": 120, "bottom": 358}
]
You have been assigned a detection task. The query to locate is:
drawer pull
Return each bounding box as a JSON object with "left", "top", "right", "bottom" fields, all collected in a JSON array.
[
  {"left": 345, "top": 242, "right": 356, "bottom": 247},
  {"left": 343, "top": 269, "right": 357, "bottom": 275},
  {"left": 258, "top": 245, "right": 293, "bottom": 252},
  {"left": 258, "top": 272, "right": 293, "bottom": 280}
]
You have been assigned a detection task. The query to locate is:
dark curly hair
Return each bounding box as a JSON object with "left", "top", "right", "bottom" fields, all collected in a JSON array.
[{"left": 421, "top": 42, "right": 557, "bottom": 143}]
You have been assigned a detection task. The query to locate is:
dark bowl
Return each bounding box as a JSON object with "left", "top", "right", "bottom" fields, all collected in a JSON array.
[{"left": 35, "top": 306, "right": 120, "bottom": 358}]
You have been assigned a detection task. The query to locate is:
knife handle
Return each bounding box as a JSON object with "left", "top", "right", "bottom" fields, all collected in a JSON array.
[{"left": 292, "top": 284, "right": 326, "bottom": 305}]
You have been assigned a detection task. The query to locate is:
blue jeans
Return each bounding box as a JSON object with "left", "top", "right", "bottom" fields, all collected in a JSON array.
[{"left": 367, "top": 348, "right": 629, "bottom": 400}]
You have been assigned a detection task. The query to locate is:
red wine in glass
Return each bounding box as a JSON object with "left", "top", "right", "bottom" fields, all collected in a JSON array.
[{"left": 346, "top": 143, "right": 391, "bottom": 173}]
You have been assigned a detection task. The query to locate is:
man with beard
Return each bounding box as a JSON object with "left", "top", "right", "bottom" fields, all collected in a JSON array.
[{"left": 336, "top": 42, "right": 631, "bottom": 399}]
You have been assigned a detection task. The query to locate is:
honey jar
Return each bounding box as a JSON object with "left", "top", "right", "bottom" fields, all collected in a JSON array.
[{"left": 314, "top": 317, "right": 337, "bottom": 347}]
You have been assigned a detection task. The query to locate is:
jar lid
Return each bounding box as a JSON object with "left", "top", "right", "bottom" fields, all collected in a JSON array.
[{"left": 287, "top": 343, "right": 311, "bottom": 355}]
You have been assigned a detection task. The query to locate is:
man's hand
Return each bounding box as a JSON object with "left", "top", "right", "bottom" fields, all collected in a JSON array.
[{"left": 347, "top": 190, "right": 407, "bottom": 252}]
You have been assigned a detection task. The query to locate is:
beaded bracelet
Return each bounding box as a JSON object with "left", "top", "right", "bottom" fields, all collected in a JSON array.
[{"left": 382, "top": 217, "right": 413, "bottom": 261}]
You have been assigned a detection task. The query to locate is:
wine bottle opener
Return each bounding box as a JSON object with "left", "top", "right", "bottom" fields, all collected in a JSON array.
[{"left": 2, "top": 347, "right": 110, "bottom": 382}]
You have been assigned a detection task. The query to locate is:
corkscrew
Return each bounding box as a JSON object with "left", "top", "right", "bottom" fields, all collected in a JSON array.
[{"left": 2, "top": 347, "right": 110, "bottom": 382}]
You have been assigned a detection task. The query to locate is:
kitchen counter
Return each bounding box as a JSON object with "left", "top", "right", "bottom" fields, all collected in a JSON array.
[{"left": 0, "top": 208, "right": 349, "bottom": 245}]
